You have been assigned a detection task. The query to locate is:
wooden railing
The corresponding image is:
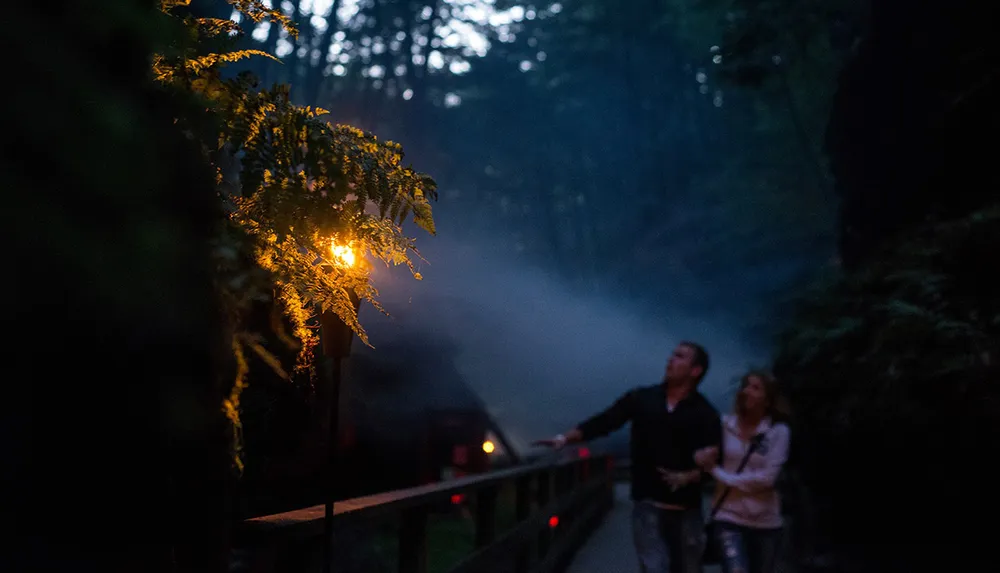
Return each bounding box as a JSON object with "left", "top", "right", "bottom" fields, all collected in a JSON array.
[{"left": 232, "top": 454, "right": 615, "bottom": 573}]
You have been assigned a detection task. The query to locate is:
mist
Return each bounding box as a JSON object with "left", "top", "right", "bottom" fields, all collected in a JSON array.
[{"left": 354, "top": 221, "right": 765, "bottom": 457}]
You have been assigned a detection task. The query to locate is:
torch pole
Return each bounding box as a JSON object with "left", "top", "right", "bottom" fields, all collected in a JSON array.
[
  {"left": 319, "top": 293, "right": 359, "bottom": 573},
  {"left": 323, "top": 354, "right": 342, "bottom": 573}
]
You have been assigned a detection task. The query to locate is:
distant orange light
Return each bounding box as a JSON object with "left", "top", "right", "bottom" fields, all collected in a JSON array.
[
  {"left": 451, "top": 494, "right": 464, "bottom": 505},
  {"left": 548, "top": 516, "right": 559, "bottom": 528},
  {"left": 482, "top": 440, "right": 496, "bottom": 454}
]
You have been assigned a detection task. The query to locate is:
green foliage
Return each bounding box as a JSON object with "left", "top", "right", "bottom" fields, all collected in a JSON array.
[
  {"left": 773, "top": 204, "right": 1000, "bottom": 554},
  {"left": 155, "top": 0, "right": 437, "bottom": 471},
  {"left": 778, "top": 204, "right": 1000, "bottom": 410}
]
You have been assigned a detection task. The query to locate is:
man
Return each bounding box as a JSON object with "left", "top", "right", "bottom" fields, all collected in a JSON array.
[{"left": 535, "top": 342, "right": 721, "bottom": 573}]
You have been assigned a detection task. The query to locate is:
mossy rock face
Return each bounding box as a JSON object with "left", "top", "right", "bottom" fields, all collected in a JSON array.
[{"left": 775, "top": 206, "right": 1000, "bottom": 570}]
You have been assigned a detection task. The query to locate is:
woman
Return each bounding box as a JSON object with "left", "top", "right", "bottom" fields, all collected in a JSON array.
[{"left": 695, "top": 371, "right": 790, "bottom": 573}]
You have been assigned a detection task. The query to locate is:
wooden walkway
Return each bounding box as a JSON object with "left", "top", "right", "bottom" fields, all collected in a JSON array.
[{"left": 566, "top": 483, "right": 722, "bottom": 573}]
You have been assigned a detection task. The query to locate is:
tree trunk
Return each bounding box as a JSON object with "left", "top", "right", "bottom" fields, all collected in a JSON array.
[{"left": 306, "top": 0, "right": 343, "bottom": 103}]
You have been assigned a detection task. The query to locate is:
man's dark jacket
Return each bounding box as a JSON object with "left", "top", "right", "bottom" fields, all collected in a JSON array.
[{"left": 577, "top": 384, "right": 722, "bottom": 509}]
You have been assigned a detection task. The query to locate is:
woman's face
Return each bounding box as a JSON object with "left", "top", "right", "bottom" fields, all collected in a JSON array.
[{"left": 740, "top": 375, "right": 769, "bottom": 415}]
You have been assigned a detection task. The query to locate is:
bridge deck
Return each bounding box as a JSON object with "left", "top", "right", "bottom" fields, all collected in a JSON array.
[{"left": 566, "top": 483, "right": 722, "bottom": 573}]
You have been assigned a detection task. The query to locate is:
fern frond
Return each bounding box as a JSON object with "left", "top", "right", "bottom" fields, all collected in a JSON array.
[
  {"left": 196, "top": 17, "right": 243, "bottom": 38},
  {"left": 187, "top": 49, "right": 280, "bottom": 75},
  {"left": 160, "top": 0, "right": 191, "bottom": 10},
  {"left": 223, "top": 333, "right": 249, "bottom": 474},
  {"left": 227, "top": 0, "right": 297, "bottom": 38}
]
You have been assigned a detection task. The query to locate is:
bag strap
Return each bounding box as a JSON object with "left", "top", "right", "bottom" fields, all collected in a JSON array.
[{"left": 708, "top": 431, "right": 765, "bottom": 519}]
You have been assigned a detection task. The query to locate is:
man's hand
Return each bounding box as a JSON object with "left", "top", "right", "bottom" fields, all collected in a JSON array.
[
  {"left": 694, "top": 446, "right": 719, "bottom": 471},
  {"left": 657, "top": 467, "right": 701, "bottom": 491},
  {"left": 532, "top": 434, "right": 568, "bottom": 449},
  {"left": 532, "top": 429, "right": 581, "bottom": 450}
]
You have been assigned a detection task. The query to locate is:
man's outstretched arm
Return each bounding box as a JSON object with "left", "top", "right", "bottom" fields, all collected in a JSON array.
[
  {"left": 534, "top": 390, "right": 635, "bottom": 449},
  {"left": 533, "top": 428, "right": 583, "bottom": 449}
]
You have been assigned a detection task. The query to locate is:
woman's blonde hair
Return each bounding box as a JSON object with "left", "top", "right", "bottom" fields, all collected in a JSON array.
[{"left": 735, "top": 370, "right": 790, "bottom": 421}]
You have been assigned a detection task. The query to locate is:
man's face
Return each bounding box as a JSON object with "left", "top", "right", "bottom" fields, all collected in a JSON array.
[{"left": 665, "top": 344, "right": 701, "bottom": 384}]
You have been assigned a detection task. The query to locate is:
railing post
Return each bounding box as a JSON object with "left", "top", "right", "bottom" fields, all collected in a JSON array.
[
  {"left": 514, "top": 475, "right": 532, "bottom": 573},
  {"left": 606, "top": 457, "right": 616, "bottom": 506},
  {"left": 571, "top": 461, "right": 584, "bottom": 527},
  {"left": 536, "top": 470, "right": 552, "bottom": 560},
  {"left": 399, "top": 508, "right": 428, "bottom": 573},
  {"left": 553, "top": 465, "right": 572, "bottom": 540},
  {"left": 474, "top": 485, "right": 498, "bottom": 548}
]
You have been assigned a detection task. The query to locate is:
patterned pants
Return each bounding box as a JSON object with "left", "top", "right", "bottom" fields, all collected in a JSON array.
[
  {"left": 715, "top": 521, "right": 784, "bottom": 573},
  {"left": 631, "top": 501, "right": 705, "bottom": 573}
]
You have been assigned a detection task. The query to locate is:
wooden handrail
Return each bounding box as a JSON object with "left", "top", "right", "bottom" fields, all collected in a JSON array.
[
  {"left": 240, "top": 457, "right": 588, "bottom": 537},
  {"left": 232, "top": 454, "right": 617, "bottom": 573}
]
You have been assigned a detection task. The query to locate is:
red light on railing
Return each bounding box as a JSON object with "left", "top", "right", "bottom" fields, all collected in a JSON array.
[
  {"left": 578, "top": 447, "right": 590, "bottom": 458},
  {"left": 451, "top": 494, "right": 464, "bottom": 505},
  {"left": 548, "top": 515, "right": 559, "bottom": 528}
]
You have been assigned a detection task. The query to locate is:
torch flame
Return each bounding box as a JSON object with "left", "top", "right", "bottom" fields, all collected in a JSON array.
[{"left": 331, "top": 240, "right": 356, "bottom": 268}]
